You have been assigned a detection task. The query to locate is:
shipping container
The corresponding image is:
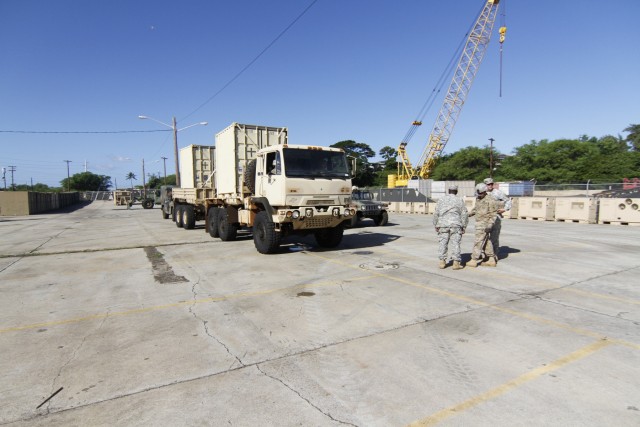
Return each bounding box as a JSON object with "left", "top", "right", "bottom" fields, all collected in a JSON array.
[{"left": 179, "top": 144, "right": 215, "bottom": 189}]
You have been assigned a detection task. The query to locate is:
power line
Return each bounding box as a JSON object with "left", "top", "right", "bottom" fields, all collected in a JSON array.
[
  {"left": 0, "top": 129, "right": 171, "bottom": 134},
  {"left": 180, "top": 0, "right": 319, "bottom": 121}
]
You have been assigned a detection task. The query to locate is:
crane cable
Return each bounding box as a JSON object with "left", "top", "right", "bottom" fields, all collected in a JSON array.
[
  {"left": 400, "top": 1, "right": 486, "bottom": 147},
  {"left": 499, "top": 0, "right": 507, "bottom": 97}
]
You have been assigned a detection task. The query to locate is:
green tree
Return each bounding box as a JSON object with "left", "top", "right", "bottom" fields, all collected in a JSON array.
[
  {"left": 125, "top": 172, "right": 137, "bottom": 190},
  {"left": 147, "top": 173, "right": 177, "bottom": 188},
  {"left": 378, "top": 146, "right": 398, "bottom": 170},
  {"left": 60, "top": 172, "right": 111, "bottom": 191},
  {"left": 623, "top": 124, "right": 640, "bottom": 151},
  {"left": 430, "top": 146, "right": 495, "bottom": 182},
  {"left": 331, "top": 140, "right": 376, "bottom": 187}
]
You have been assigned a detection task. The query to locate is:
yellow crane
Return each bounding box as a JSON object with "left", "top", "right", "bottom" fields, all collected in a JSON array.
[{"left": 390, "top": 0, "right": 505, "bottom": 188}]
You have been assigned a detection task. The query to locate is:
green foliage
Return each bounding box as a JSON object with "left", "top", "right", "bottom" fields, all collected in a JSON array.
[
  {"left": 623, "top": 124, "right": 640, "bottom": 151},
  {"left": 60, "top": 172, "right": 111, "bottom": 191},
  {"left": 378, "top": 146, "right": 398, "bottom": 170},
  {"left": 331, "top": 140, "right": 376, "bottom": 187},
  {"left": 430, "top": 146, "right": 494, "bottom": 182},
  {"left": 147, "top": 174, "right": 176, "bottom": 188},
  {"left": 13, "top": 183, "right": 60, "bottom": 192}
]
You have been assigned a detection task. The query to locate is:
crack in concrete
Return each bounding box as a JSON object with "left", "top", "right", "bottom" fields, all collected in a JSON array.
[
  {"left": 255, "top": 365, "right": 358, "bottom": 426},
  {"left": 188, "top": 280, "right": 245, "bottom": 370},
  {"left": 41, "top": 309, "right": 111, "bottom": 415}
]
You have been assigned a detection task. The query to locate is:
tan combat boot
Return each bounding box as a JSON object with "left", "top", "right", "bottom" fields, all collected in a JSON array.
[
  {"left": 452, "top": 261, "right": 463, "bottom": 270},
  {"left": 485, "top": 256, "right": 497, "bottom": 267},
  {"left": 466, "top": 258, "right": 479, "bottom": 268},
  {"left": 438, "top": 259, "right": 446, "bottom": 269}
]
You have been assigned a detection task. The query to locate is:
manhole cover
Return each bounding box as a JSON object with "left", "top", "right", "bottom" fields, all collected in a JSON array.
[{"left": 359, "top": 262, "right": 399, "bottom": 270}]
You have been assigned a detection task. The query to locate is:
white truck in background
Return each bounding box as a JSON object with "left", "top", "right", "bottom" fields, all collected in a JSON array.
[{"left": 171, "top": 122, "right": 355, "bottom": 254}]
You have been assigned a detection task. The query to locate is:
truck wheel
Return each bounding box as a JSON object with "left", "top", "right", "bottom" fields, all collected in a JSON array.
[
  {"left": 349, "top": 213, "right": 359, "bottom": 228},
  {"left": 183, "top": 205, "right": 196, "bottom": 229},
  {"left": 373, "top": 210, "right": 388, "bottom": 226},
  {"left": 244, "top": 159, "right": 257, "bottom": 194},
  {"left": 175, "top": 205, "right": 184, "bottom": 228},
  {"left": 217, "top": 208, "right": 238, "bottom": 241},
  {"left": 207, "top": 207, "right": 220, "bottom": 238},
  {"left": 162, "top": 208, "right": 169, "bottom": 220},
  {"left": 142, "top": 199, "right": 154, "bottom": 209},
  {"left": 314, "top": 225, "right": 344, "bottom": 248},
  {"left": 253, "top": 211, "right": 280, "bottom": 254}
]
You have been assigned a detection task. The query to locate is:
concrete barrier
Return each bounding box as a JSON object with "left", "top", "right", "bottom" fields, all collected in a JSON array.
[
  {"left": 518, "top": 197, "right": 555, "bottom": 221},
  {"left": 598, "top": 198, "right": 640, "bottom": 225},
  {"left": 554, "top": 198, "right": 597, "bottom": 224}
]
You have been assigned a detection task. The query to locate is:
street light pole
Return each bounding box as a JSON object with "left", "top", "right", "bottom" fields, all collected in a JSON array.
[
  {"left": 138, "top": 115, "right": 208, "bottom": 188},
  {"left": 63, "top": 160, "right": 71, "bottom": 191},
  {"left": 161, "top": 156, "right": 168, "bottom": 185}
]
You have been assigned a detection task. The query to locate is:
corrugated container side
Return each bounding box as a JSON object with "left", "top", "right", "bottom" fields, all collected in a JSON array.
[
  {"left": 179, "top": 144, "right": 215, "bottom": 189},
  {"left": 215, "top": 123, "right": 288, "bottom": 196}
]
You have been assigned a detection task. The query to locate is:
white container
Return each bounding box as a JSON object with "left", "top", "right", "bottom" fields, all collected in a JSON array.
[
  {"left": 518, "top": 197, "right": 555, "bottom": 220},
  {"left": 215, "top": 123, "right": 288, "bottom": 196},
  {"left": 554, "top": 198, "right": 597, "bottom": 223},
  {"left": 598, "top": 198, "right": 640, "bottom": 225},
  {"left": 179, "top": 144, "right": 215, "bottom": 189}
]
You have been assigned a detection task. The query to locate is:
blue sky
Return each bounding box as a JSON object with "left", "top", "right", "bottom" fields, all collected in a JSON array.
[{"left": 1, "top": 0, "right": 639, "bottom": 188}]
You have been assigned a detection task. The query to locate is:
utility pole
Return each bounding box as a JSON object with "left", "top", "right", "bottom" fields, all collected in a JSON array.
[
  {"left": 488, "top": 138, "right": 495, "bottom": 179},
  {"left": 173, "top": 116, "right": 180, "bottom": 187},
  {"left": 2, "top": 167, "right": 6, "bottom": 190},
  {"left": 63, "top": 160, "right": 71, "bottom": 191},
  {"left": 142, "top": 158, "right": 147, "bottom": 199},
  {"left": 8, "top": 166, "right": 16, "bottom": 190},
  {"left": 161, "top": 156, "right": 168, "bottom": 185}
]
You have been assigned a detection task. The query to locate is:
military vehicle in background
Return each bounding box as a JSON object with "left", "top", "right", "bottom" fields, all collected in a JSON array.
[{"left": 348, "top": 188, "right": 389, "bottom": 227}]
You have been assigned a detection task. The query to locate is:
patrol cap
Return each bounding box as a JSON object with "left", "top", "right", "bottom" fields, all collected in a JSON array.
[
  {"left": 475, "top": 183, "right": 488, "bottom": 193},
  {"left": 448, "top": 185, "right": 458, "bottom": 191},
  {"left": 483, "top": 177, "right": 494, "bottom": 185}
]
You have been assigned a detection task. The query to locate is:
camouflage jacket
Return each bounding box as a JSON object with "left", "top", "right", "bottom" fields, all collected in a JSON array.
[
  {"left": 469, "top": 195, "right": 499, "bottom": 227},
  {"left": 489, "top": 188, "right": 512, "bottom": 211},
  {"left": 433, "top": 194, "right": 469, "bottom": 229}
]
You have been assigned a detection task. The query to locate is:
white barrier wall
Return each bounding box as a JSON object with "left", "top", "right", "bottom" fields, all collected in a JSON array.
[
  {"left": 554, "top": 198, "right": 597, "bottom": 223},
  {"left": 517, "top": 197, "right": 556, "bottom": 220},
  {"left": 598, "top": 198, "right": 640, "bottom": 225}
]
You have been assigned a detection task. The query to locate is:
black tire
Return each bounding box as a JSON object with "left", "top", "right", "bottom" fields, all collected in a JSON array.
[
  {"left": 314, "top": 225, "right": 344, "bottom": 248},
  {"left": 373, "top": 210, "right": 388, "bottom": 226},
  {"left": 175, "top": 205, "right": 184, "bottom": 228},
  {"left": 207, "top": 207, "right": 220, "bottom": 238},
  {"left": 348, "top": 213, "right": 359, "bottom": 228},
  {"left": 142, "top": 199, "right": 154, "bottom": 209},
  {"left": 244, "top": 159, "right": 257, "bottom": 194},
  {"left": 171, "top": 205, "right": 177, "bottom": 222},
  {"left": 253, "top": 211, "right": 280, "bottom": 254},
  {"left": 183, "top": 205, "right": 196, "bottom": 229},
  {"left": 162, "top": 208, "right": 169, "bottom": 219},
  {"left": 217, "top": 208, "right": 238, "bottom": 241}
]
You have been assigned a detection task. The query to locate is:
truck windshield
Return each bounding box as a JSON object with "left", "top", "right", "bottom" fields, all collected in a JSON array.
[
  {"left": 283, "top": 148, "right": 350, "bottom": 178},
  {"left": 352, "top": 191, "right": 372, "bottom": 201}
]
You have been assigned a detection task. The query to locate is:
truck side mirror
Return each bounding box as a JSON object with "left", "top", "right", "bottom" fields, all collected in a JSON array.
[{"left": 347, "top": 156, "right": 357, "bottom": 178}]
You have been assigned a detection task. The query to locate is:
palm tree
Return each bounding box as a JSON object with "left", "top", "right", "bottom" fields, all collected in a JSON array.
[
  {"left": 623, "top": 124, "right": 640, "bottom": 151},
  {"left": 125, "top": 172, "right": 137, "bottom": 190}
]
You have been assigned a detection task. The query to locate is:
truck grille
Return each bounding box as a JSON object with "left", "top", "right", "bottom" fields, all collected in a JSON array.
[
  {"left": 306, "top": 200, "right": 335, "bottom": 205},
  {"left": 301, "top": 217, "right": 335, "bottom": 228}
]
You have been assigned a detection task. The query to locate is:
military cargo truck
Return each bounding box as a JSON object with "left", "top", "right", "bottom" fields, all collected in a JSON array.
[{"left": 170, "top": 123, "right": 355, "bottom": 253}]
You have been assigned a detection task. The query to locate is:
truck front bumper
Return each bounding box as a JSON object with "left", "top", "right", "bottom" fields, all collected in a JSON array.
[{"left": 275, "top": 206, "right": 355, "bottom": 230}]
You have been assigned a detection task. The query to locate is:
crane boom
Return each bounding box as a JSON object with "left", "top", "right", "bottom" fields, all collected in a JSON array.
[{"left": 393, "top": 0, "right": 502, "bottom": 187}]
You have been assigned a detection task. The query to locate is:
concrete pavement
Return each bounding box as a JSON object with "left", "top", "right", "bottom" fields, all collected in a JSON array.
[{"left": 0, "top": 201, "right": 638, "bottom": 426}]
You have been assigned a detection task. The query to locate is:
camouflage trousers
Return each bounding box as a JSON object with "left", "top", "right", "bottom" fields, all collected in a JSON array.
[
  {"left": 471, "top": 226, "right": 495, "bottom": 260},
  {"left": 490, "top": 216, "right": 502, "bottom": 255},
  {"left": 437, "top": 227, "right": 463, "bottom": 262}
]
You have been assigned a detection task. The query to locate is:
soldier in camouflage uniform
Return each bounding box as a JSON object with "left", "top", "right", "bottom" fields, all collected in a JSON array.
[
  {"left": 467, "top": 183, "right": 499, "bottom": 267},
  {"left": 484, "top": 177, "right": 511, "bottom": 257},
  {"left": 433, "top": 185, "right": 468, "bottom": 270}
]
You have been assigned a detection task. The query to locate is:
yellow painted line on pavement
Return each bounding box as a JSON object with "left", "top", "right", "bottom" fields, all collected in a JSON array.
[
  {"left": 407, "top": 339, "right": 612, "bottom": 426},
  {"left": 305, "top": 252, "right": 640, "bottom": 350},
  {"left": 0, "top": 274, "right": 375, "bottom": 334}
]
